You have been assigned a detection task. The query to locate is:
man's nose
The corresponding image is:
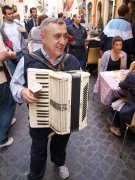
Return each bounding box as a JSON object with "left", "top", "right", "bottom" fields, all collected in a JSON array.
[{"left": 59, "top": 36, "right": 66, "bottom": 44}]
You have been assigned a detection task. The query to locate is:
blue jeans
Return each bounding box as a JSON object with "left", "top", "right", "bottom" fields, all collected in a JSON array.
[{"left": 0, "top": 82, "right": 16, "bottom": 144}]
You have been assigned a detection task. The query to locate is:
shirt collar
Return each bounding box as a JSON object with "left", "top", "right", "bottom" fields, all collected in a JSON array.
[
  {"left": 41, "top": 47, "right": 64, "bottom": 66},
  {"left": 73, "top": 23, "right": 81, "bottom": 29}
]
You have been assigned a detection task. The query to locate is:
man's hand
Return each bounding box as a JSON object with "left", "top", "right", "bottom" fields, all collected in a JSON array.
[
  {"left": 0, "top": 51, "right": 10, "bottom": 61},
  {"left": 21, "top": 88, "right": 37, "bottom": 103},
  {"left": 0, "top": 51, "right": 16, "bottom": 61},
  {"left": 17, "top": 26, "right": 26, "bottom": 32}
]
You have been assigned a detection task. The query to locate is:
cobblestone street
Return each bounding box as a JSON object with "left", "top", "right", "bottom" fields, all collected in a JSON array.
[{"left": 0, "top": 75, "right": 135, "bottom": 180}]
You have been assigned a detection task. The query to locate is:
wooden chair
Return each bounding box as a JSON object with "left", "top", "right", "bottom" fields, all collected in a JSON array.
[{"left": 86, "top": 47, "right": 101, "bottom": 65}]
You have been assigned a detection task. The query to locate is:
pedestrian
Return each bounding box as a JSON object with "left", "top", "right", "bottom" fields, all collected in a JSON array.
[
  {"left": 1, "top": 5, "right": 28, "bottom": 75},
  {"left": 27, "top": 14, "right": 48, "bottom": 52},
  {"left": 25, "top": 7, "right": 38, "bottom": 33},
  {"left": 10, "top": 17, "right": 81, "bottom": 180},
  {"left": 67, "top": 14, "right": 87, "bottom": 70},
  {"left": 0, "top": 32, "right": 16, "bottom": 148}
]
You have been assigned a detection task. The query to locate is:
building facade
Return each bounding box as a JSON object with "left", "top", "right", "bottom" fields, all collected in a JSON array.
[
  {"left": 76, "top": 0, "right": 135, "bottom": 28},
  {"left": 1, "top": 0, "right": 135, "bottom": 26},
  {"left": 0, "top": 0, "right": 36, "bottom": 23}
]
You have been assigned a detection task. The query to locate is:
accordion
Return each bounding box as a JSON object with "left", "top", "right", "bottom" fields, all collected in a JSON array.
[{"left": 28, "top": 68, "right": 90, "bottom": 135}]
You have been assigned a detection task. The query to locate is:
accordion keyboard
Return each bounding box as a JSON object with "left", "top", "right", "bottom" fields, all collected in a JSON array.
[{"left": 28, "top": 69, "right": 53, "bottom": 128}]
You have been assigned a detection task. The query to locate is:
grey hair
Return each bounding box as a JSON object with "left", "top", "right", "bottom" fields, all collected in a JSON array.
[{"left": 40, "top": 17, "right": 65, "bottom": 33}]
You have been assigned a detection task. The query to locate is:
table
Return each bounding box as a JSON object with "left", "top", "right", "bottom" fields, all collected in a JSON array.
[{"left": 99, "top": 70, "right": 129, "bottom": 105}]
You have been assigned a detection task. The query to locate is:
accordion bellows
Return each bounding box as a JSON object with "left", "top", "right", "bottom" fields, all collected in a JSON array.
[{"left": 28, "top": 68, "right": 90, "bottom": 134}]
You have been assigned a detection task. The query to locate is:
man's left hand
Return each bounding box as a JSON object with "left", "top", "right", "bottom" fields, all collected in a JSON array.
[{"left": 17, "top": 27, "right": 26, "bottom": 32}]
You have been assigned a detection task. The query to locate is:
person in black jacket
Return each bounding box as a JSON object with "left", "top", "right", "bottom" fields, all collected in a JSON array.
[
  {"left": 10, "top": 17, "right": 81, "bottom": 180},
  {"left": 25, "top": 7, "right": 38, "bottom": 33},
  {"left": 67, "top": 14, "right": 87, "bottom": 70}
]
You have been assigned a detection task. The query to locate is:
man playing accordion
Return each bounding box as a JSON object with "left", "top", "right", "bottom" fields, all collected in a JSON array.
[{"left": 10, "top": 18, "right": 81, "bottom": 180}]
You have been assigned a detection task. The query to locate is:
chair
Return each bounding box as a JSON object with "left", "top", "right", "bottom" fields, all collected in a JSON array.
[
  {"left": 110, "top": 111, "right": 135, "bottom": 158},
  {"left": 119, "top": 112, "right": 135, "bottom": 158},
  {"left": 86, "top": 47, "right": 101, "bottom": 65}
]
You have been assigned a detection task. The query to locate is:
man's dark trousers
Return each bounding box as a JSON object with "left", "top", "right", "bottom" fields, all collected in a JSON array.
[
  {"left": 68, "top": 45, "right": 87, "bottom": 70},
  {"left": 28, "top": 127, "right": 70, "bottom": 180}
]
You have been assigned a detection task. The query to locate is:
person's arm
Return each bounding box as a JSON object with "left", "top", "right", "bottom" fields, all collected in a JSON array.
[
  {"left": 66, "top": 26, "right": 75, "bottom": 45},
  {"left": 99, "top": 32, "right": 106, "bottom": 53},
  {"left": 10, "top": 58, "right": 26, "bottom": 104},
  {"left": 10, "top": 57, "right": 37, "bottom": 104},
  {"left": 100, "top": 51, "right": 108, "bottom": 72},
  {"left": 14, "top": 21, "right": 28, "bottom": 39},
  {"left": 0, "top": 50, "right": 16, "bottom": 61},
  {"left": 129, "top": 61, "right": 135, "bottom": 72},
  {"left": 119, "top": 72, "right": 133, "bottom": 90},
  {"left": 119, "top": 51, "right": 127, "bottom": 69},
  {"left": 83, "top": 28, "right": 87, "bottom": 40},
  {"left": 18, "top": 27, "right": 28, "bottom": 39}
]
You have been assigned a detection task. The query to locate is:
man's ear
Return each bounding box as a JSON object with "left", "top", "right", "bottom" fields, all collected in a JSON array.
[{"left": 40, "top": 32, "right": 45, "bottom": 42}]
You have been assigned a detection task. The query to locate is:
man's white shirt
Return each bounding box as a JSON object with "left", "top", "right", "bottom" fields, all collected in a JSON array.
[{"left": 4, "top": 22, "right": 21, "bottom": 52}]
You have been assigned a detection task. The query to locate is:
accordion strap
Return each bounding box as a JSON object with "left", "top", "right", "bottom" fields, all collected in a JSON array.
[{"left": 29, "top": 52, "right": 71, "bottom": 71}]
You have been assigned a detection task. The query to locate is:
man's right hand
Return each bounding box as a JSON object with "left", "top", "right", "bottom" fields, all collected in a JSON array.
[
  {"left": 17, "top": 26, "right": 26, "bottom": 32},
  {"left": 21, "top": 88, "right": 37, "bottom": 103}
]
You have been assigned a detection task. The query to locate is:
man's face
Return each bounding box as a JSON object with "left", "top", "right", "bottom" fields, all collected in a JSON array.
[
  {"left": 5, "top": 9, "right": 14, "bottom": 22},
  {"left": 74, "top": 14, "right": 81, "bottom": 24},
  {"left": 41, "top": 23, "right": 68, "bottom": 60},
  {"left": 31, "top": 9, "right": 37, "bottom": 19}
]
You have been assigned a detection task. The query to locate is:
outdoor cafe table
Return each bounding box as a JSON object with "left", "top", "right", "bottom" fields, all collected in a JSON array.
[{"left": 99, "top": 70, "right": 129, "bottom": 105}]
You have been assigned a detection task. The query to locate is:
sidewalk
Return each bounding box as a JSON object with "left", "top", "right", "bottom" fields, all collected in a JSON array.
[{"left": 0, "top": 75, "right": 135, "bottom": 180}]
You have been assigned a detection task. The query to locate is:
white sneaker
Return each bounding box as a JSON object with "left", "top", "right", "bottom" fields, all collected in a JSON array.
[
  {"left": 58, "top": 165, "right": 69, "bottom": 179},
  {"left": 0, "top": 137, "right": 14, "bottom": 148},
  {"left": 11, "top": 118, "right": 16, "bottom": 126}
]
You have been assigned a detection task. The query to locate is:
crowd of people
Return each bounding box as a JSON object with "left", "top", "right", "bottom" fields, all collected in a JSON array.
[{"left": 0, "top": 3, "right": 135, "bottom": 180}]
